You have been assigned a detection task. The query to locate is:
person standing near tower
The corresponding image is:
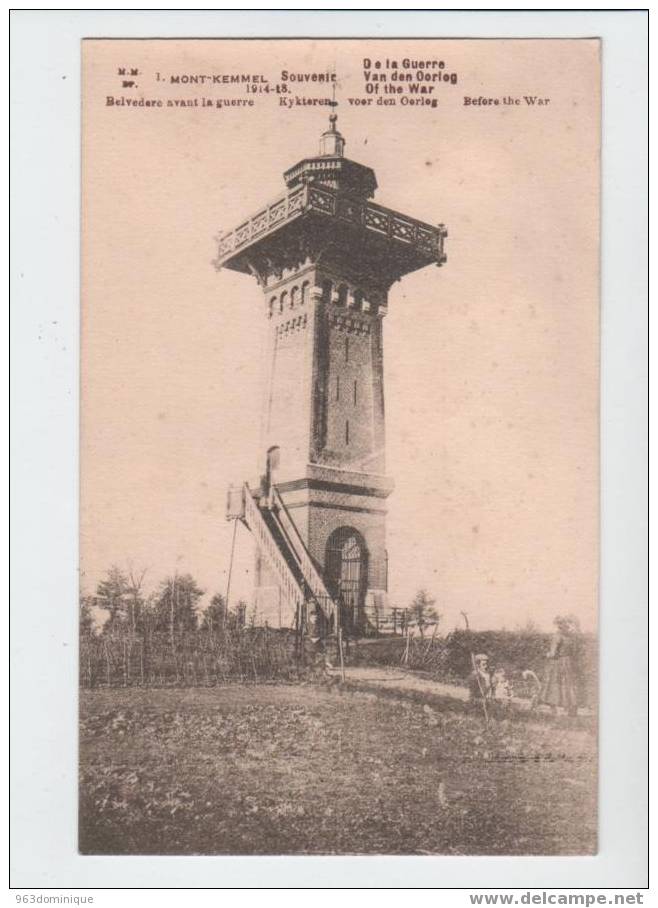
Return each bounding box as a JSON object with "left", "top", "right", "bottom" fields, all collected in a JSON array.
[{"left": 541, "top": 615, "right": 580, "bottom": 716}]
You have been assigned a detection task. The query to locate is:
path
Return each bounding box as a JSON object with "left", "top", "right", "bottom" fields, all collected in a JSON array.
[
  {"left": 331, "top": 664, "right": 593, "bottom": 718},
  {"left": 329, "top": 664, "right": 470, "bottom": 702}
]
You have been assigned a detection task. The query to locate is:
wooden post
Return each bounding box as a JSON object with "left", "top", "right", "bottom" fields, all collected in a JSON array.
[
  {"left": 422, "top": 622, "right": 439, "bottom": 663},
  {"left": 278, "top": 585, "right": 282, "bottom": 631},
  {"left": 338, "top": 628, "right": 346, "bottom": 682},
  {"left": 402, "top": 626, "right": 412, "bottom": 666},
  {"left": 225, "top": 517, "right": 238, "bottom": 629},
  {"left": 294, "top": 600, "right": 300, "bottom": 666},
  {"left": 470, "top": 651, "right": 490, "bottom": 727}
]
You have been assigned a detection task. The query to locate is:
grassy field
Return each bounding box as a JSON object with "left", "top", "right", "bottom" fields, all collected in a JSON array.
[{"left": 79, "top": 683, "right": 596, "bottom": 855}]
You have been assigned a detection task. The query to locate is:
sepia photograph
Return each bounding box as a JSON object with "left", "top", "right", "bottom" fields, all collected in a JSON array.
[{"left": 78, "top": 37, "right": 600, "bottom": 857}]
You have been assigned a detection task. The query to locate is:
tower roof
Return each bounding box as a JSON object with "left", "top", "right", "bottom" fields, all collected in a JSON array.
[
  {"left": 214, "top": 109, "right": 447, "bottom": 284},
  {"left": 283, "top": 111, "right": 378, "bottom": 199}
]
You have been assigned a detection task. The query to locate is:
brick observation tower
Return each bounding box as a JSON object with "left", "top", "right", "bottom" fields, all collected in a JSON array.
[{"left": 216, "top": 112, "right": 447, "bottom": 637}]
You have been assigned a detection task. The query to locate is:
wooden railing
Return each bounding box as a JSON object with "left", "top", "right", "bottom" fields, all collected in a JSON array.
[
  {"left": 216, "top": 185, "right": 307, "bottom": 259},
  {"left": 240, "top": 483, "right": 337, "bottom": 625},
  {"left": 215, "top": 185, "right": 447, "bottom": 267},
  {"left": 271, "top": 487, "right": 337, "bottom": 622},
  {"left": 243, "top": 483, "right": 304, "bottom": 617}
]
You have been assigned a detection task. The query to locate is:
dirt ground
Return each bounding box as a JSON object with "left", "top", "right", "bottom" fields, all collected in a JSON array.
[{"left": 79, "top": 682, "right": 597, "bottom": 855}]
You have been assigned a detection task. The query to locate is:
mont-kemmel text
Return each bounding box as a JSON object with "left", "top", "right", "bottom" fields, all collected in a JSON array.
[{"left": 104, "top": 57, "right": 551, "bottom": 113}]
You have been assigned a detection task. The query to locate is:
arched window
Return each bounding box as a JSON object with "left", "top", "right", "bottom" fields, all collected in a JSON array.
[
  {"left": 290, "top": 286, "right": 299, "bottom": 309},
  {"left": 321, "top": 279, "right": 332, "bottom": 306},
  {"left": 301, "top": 281, "right": 310, "bottom": 305},
  {"left": 280, "top": 291, "right": 287, "bottom": 313},
  {"left": 336, "top": 284, "right": 348, "bottom": 307},
  {"left": 269, "top": 297, "right": 277, "bottom": 317}
]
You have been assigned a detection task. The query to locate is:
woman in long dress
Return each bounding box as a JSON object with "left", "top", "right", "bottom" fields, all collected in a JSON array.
[{"left": 541, "top": 616, "right": 579, "bottom": 716}]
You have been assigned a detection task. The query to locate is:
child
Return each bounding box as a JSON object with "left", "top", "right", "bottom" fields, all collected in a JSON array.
[{"left": 491, "top": 667, "right": 513, "bottom": 708}]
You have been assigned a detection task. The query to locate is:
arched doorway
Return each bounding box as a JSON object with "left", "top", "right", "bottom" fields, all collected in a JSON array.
[{"left": 325, "top": 527, "right": 368, "bottom": 635}]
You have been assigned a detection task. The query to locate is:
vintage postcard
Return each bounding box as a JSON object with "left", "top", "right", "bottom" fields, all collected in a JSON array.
[{"left": 79, "top": 38, "right": 600, "bottom": 856}]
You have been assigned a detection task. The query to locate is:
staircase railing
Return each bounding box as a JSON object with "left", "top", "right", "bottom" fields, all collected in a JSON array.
[
  {"left": 243, "top": 483, "right": 304, "bottom": 616},
  {"left": 270, "top": 486, "right": 337, "bottom": 622}
]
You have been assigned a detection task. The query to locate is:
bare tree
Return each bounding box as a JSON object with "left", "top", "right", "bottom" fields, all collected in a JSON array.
[{"left": 126, "top": 562, "right": 148, "bottom": 634}]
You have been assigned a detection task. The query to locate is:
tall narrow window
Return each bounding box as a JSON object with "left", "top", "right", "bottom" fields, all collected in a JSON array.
[
  {"left": 345, "top": 337, "right": 349, "bottom": 362},
  {"left": 345, "top": 419, "right": 350, "bottom": 445},
  {"left": 353, "top": 380, "right": 357, "bottom": 405},
  {"left": 336, "top": 375, "right": 340, "bottom": 401}
]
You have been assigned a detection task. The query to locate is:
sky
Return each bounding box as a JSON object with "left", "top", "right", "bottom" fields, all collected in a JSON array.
[{"left": 81, "top": 39, "right": 599, "bottom": 632}]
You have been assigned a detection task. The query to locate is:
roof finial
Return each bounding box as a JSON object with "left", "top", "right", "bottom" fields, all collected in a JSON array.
[
  {"left": 329, "top": 80, "right": 338, "bottom": 128},
  {"left": 320, "top": 78, "right": 345, "bottom": 157}
]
